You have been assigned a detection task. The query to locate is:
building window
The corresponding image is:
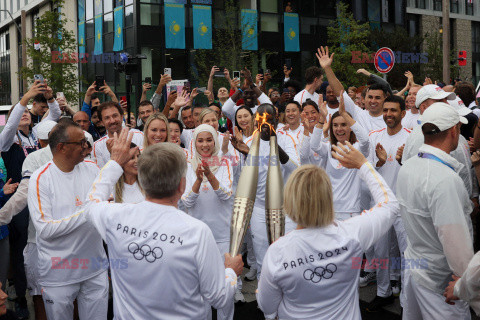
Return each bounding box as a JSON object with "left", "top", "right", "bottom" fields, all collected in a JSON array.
[
  {"left": 451, "top": 0, "right": 459, "bottom": 13},
  {"left": 466, "top": 0, "right": 474, "bottom": 15},
  {"left": 0, "top": 30, "right": 11, "bottom": 105},
  {"left": 86, "top": 0, "right": 93, "bottom": 20},
  {"left": 140, "top": 3, "right": 161, "bottom": 26},
  {"left": 433, "top": 0, "right": 442, "bottom": 10}
]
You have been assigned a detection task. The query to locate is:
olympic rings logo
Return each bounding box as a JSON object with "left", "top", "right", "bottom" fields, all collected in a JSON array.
[
  {"left": 303, "top": 263, "right": 337, "bottom": 283},
  {"left": 128, "top": 242, "right": 163, "bottom": 263}
]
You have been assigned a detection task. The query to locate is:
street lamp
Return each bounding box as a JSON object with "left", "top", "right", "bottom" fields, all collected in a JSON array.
[{"left": 0, "top": 9, "right": 21, "bottom": 34}]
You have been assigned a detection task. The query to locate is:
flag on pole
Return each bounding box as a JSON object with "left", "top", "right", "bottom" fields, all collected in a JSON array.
[
  {"left": 78, "top": 21, "right": 86, "bottom": 54},
  {"left": 165, "top": 4, "right": 186, "bottom": 49},
  {"left": 113, "top": 6, "right": 124, "bottom": 51},
  {"left": 94, "top": 14, "right": 103, "bottom": 55},
  {"left": 284, "top": 13, "right": 299, "bottom": 52},
  {"left": 192, "top": 5, "right": 212, "bottom": 49},
  {"left": 241, "top": 9, "right": 257, "bottom": 51}
]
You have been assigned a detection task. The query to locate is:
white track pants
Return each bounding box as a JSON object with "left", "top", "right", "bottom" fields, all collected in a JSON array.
[
  {"left": 41, "top": 271, "right": 108, "bottom": 320},
  {"left": 365, "top": 231, "right": 392, "bottom": 297},
  {"left": 250, "top": 205, "right": 296, "bottom": 279},
  {"left": 402, "top": 268, "right": 471, "bottom": 320}
]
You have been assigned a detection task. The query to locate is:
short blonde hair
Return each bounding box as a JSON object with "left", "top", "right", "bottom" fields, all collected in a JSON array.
[
  {"left": 198, "top": 108, "right": 217, "bottom": 124},
  {"left": 143, "top": 113, "right": 170, "bottom": 149},
  {"left": 284, "top": 165, "right": 334, "bottom": 228}
]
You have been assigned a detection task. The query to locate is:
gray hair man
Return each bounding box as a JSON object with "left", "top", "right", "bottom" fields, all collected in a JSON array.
[
  {"left": 83, "top": 129, "right": 243, "bottom": 319},
  {"left": 397, "top": 102, "right": 475, "bottom": 319}
]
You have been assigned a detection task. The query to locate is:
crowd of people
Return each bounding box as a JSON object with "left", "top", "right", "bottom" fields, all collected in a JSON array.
[{"left": 0, "top": 45, "right": 480, "bottom": 320}]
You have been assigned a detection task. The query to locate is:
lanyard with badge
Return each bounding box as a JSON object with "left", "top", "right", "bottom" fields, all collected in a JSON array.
[
  {"left": 17, "top": 131, "right": 38, "bottom": 157},
  {"left": 418, "top": 152, "right": 455, "bottom": 171}
]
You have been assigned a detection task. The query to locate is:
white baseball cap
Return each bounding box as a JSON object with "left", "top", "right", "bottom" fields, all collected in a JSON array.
[
  {"left": 415, "top": 84, "right": 456, "bottom": 109},
  {"left": 421, "top": 102, "right": 467, "bottom": 134},
  {"left": 448, "top": 97, "right": 472, "bottom": 117},
  {"left": 36, "top": 120, "right": 57, "bottom": 140}
]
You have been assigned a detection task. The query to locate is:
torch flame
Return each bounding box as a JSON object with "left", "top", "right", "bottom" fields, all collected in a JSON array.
[{"left": 255, "top": 112, "right": 275, "bottom": 134}]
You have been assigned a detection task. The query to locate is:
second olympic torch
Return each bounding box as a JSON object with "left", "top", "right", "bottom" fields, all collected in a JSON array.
[
  {"left": 229, "top": 130, "right": 261, "bottom": 257},
  {"left": 265, "top": 135, "right": 285, "bottom": 244}
]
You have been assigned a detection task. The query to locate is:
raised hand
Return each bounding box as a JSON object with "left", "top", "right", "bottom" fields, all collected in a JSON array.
[
  {"left": 284, "top": 64, "right": 292, "bottom": 77},
  {"left": 323, "top": 114, "right": 331, "bottom": 139},
  {"left": 318, "top": 95, "right": 328, "bottom": 120},
  {"left": 210, "top": 66, "right": 219, "bottom": 78},
  {"left": 175, "top": 90, "right": 190, "bottom": 107},
  {"left": 255, "top": 74, "right": 263, "bottom": 86},
  {"left": 405, "top": 71, "right": 415, "bottom": 86},
  {"left": 2, "top": 178, "right": 19, "bottom": 195},
  {"left": 222, "top": 131, "right": 230, "bottom": 154},
  {"left": 223, "top": 68, "right": 231, "bottom": 80},
  {"left": 110, "top": 128, "right": 137, "bottom": 167},
  {"left": 356, "top": 68, "right": 371, "bottom": 77},
  {"left": 159, "top": 74, "right": 172, "bottom": 87},
  {"left": 423, "top": 77, "right": 433, "bottom": 86},
  {"left": 43, "top": 83, "right": 54, "bottom": 100},
  {"left": 301, "top": 113, "right": 312, "bottom": 136},
  {"left": 142, "top": 83, "right": 152, "bottom": 93},
  {"left": 331, "top": 141, "right": 367, "bottom": 169},
  {"left": 190, "top": 88, "right": 199, "bottom": 100},
  {"left": 316, "top": 46, "right": 334, "bottom": 69}
]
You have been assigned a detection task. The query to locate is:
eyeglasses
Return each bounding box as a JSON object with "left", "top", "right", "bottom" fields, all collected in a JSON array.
[
  {"left": 61, "top": 139, "right": 88, "bottom": 148},
  {"left": 271, "top": 94, "right": 280, "bottom": 97}
]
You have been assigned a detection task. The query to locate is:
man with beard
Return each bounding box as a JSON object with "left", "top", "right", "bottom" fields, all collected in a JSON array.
[
  {"left": 92, "top": 102, "right": 144, "bottom": 168},
  {"left": 364, "top": 95, "right": 411, "bottom": 311},
  {"left": 222, "top": 69, "right": 272, "bottom": 122},
  {"left": 402, "top": 85, "right": 421, "bottom": 130}
]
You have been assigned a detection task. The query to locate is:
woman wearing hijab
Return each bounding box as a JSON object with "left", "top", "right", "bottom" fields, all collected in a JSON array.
[{"left": 181, "top": 124, "right": 235, "bottom": 320}]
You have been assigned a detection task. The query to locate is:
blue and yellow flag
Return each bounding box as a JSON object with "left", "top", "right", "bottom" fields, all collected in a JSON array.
[
  {"left": 241, "top": 9, "right": 257, "bottom": 51},
  {"left": 94, "top": 0, "right": 103, "bottom": 15},
  {"left": 113, "top": 6, "right": 124, "bottom": 52},
  {"left": 165, "top": 4, "right": 185, "bottom": 49},
  {"left": 192, "top": 5, "right": 212, "bottom": 49},
  {"left": 94, "top": 14, "right": 103, "bottom": 55},
  {"left": 284, "top": 13, "right": 299, "bottom": 52},
  {"left": 78, "top": 0, "right": 85, "bottom": 21},
  {"left": 78, "top": 21, "right": 86, "bottom": 54}
]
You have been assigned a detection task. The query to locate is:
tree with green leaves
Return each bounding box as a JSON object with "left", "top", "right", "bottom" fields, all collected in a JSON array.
[
  {"left": 326, "top": 2, "right": 371, "bottom": 87},
  {"left": 19, "top": 0, "right": 82, "bottom": 105},
  {"left": 421, "top": 31, "right": 460, "bottom": 84}
]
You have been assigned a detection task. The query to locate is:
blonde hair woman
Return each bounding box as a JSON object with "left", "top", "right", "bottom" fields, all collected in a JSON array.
[
  {"left": 256, "top": 142, "right": 399, "bottom": 320},
  {"left": 114, "top": 142, "right": 144, "bottom": 203},
  {"left": 143, "top": 113, "right": 170, "bottom": 149}
]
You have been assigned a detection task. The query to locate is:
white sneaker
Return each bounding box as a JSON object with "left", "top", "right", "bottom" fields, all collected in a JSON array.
[
  {"left": 244, "top": 268, "right": 257, "bottom": 281},
  {"left": 359, "top": 272, "right": 376, "bottom": 287},
  {"left": 391, "top": 280, "right": 400, "bottom": 297},
  {"left": 234, "top": 289, "right": 245, "bottom": 303}
]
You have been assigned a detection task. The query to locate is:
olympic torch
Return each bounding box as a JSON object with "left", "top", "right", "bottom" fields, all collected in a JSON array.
[
  {"left": 265, "top": 135, "right": 285, "bottom": 244},
  {"left": 229, "top": 130, "right": 261, "bottom": 256}
]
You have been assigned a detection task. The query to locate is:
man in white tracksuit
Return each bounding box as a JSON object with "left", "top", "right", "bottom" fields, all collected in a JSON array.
[
  {"left": 28, "top": 120, "right": 108, "bottom": 320},
  {"left": 83, "top": 132, "right": 244, "bottom": 319},
  {"left": 397, "top": 102, "right": 474, "bottom": 319},
  {"left": 233, "top": 104, "right": 299, "bottom": 279}
]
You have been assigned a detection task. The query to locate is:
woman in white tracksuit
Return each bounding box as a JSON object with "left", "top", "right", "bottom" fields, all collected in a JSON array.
[
  {"left": 181, "top": 124, "right": 235, "bottom": 320},
  {"left": 256, "top": 144, "right": 399, "bottom": 320},
  {"left": 303, "top": 97, "right": 369, "bottom": 221}
]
